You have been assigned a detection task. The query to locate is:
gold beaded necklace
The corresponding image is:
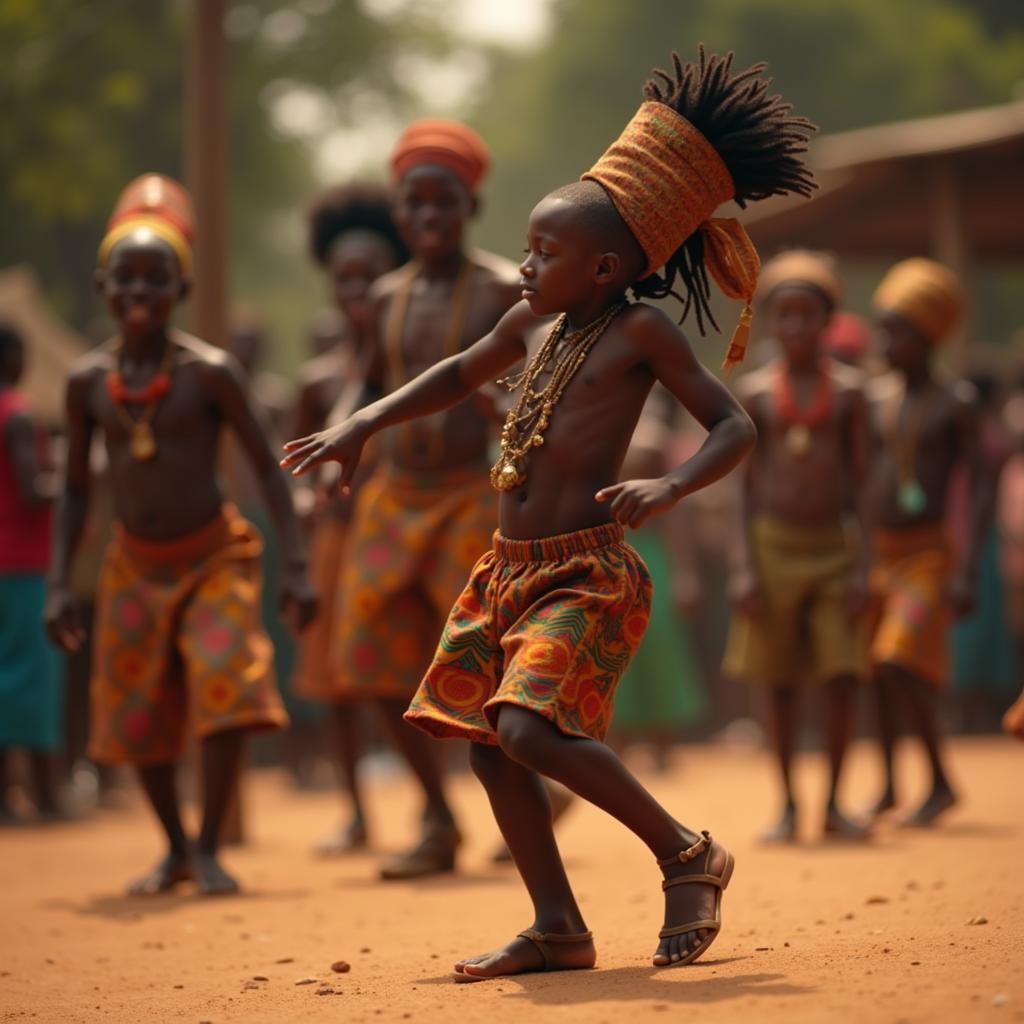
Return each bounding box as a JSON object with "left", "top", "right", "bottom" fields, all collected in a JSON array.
[{"left": 490, "top": 300, "right": 627, "bottom": 491}]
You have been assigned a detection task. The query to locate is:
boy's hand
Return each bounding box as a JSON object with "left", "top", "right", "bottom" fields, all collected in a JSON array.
[
  {"left": 280, "top": 567, "right": 319, "bottom": 634},
  {"left": 948, "top": 571, "right": 978, "bottom": 620},
  {"left": 730, "top": 567, "right": 764, "bottom": 617},
  {"left": 44, "top": 586, "right": 86, "bottom": 653},
  {"left": 595, "top": 477, "right": 676, "bottom": 529},
  {"left": 845, "top": 567, "right": 870, "bottom": 620},
  {"left": 280, "top": 415, "right": 371, "bottom": 495}
]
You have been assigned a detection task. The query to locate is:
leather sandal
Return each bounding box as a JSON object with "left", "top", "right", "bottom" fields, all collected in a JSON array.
[
  {"left": 379, "top": 822, "right": 461, "bottom": 880},
  {"left": 454, "top": 928, "right": 595, "bottom": 982},
  {"left": 656, "top": 829, "right": 735, "bottom": 967}
]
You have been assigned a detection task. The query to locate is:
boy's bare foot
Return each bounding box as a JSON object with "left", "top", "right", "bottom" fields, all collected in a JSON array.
[
  {"left": 127, "top": 852, "right": 192, "bottom": 895},
  {"left": 454, "top": 928, "right": 595, "bottom": 982},
  {"left": 898, "top": 785, "right": 957, "bottom": 828},
  {"left": 193, "top": 850, "right": 240, "bottom": 895},
  {"left": 380, "top": 821, "right": 460, "bottom": 880},
  {"left": 865, "top": 788, "right": 897, "bottom": 819},
  {"left": 823, "top": 805, "right": 871, "bottom": 840},
  {"left": 653, "top": 833, "right": 732, "bottom": 967},
  {"left": 314, "top": 818, "right": 368, "bottom": 857},
  {"left": 759, "top": 804, "right": 797, "bottom": 843}
]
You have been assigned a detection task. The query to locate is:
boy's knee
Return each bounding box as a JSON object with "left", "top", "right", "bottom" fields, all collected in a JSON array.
[
  {"left": 469, "top": 742, "right": 504, "bottom": 783},
  {"left": 495, "top": 706, "right": 545, "bottom": 769}
]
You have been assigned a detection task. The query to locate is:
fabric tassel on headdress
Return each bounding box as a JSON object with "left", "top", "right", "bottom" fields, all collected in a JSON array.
[
  {"left": 97, "top": 174, "right": 196, "bottom": 276},
  {"left": 582, "top": 101, "right": 761, "bottom": 370}
]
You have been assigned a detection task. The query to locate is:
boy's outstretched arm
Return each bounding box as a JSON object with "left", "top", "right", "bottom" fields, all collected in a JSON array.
[
  {"left": 280, "top": 301, "right": 531, "bottom": 487},
  {"left": 44, "top": 369, "right": 95, "bottom": 652},
  {"left": 204, "top": 354, "right": 318, "bottom": 632},
  {"left": 598, "top": 306, "right": 756, "bottom": 527}
]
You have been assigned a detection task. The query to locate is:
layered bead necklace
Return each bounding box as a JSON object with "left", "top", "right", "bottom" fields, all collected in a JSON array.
[
  {"left": 490, "top": 300, "right": 627, "bottom": 492},
  {"left": 774, "top": 361, "right": 833, "bottom": 456}
]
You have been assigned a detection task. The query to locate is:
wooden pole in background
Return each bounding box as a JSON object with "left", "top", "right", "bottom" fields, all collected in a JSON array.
[{"left": 185, "top": 0, "right": 244, "bottom": 845}]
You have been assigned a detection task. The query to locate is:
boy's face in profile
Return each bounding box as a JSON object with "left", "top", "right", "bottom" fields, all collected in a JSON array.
[
  {"left": 97, "top": 233, "right": 186, "bottom": 337},
  {"left": 392, "top": 165, "right": 474, "bottom": 263},
  {"left": 520, "top": 196, "right": 604, "bottom": 316},
  {"left": 766, "top": 285, "right": 830, "bottom": 367},
  {"left": 328, "top": 233, "right": 397, "bottom": 333},
  {"left": 877, "top": 309, "right": 929, "bottom": 373}
]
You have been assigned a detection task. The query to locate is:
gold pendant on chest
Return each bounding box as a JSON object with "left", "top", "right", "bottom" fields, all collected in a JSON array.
[
  {"left": 785, "top": 423, "right": 811, "bottom": 456},
  {"left": 131, "top": 421, "right": 158, "bottom": 461}
]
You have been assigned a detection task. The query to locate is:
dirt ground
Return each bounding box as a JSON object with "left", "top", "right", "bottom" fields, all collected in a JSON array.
[{"left": 1, "top": 736, "right": 1022, "bottom": 1024}]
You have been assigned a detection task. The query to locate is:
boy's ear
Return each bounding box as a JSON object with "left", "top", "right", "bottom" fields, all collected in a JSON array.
[
  {"left": 468, "top": 193, "right": 481, "bottom": 219},
  {"left": 94, "top": 268, "right": 106, "bottom": 295},
  {"left": 594, "top": 251, "right": 620, "bottom": 284},
  {"left": 178, "top": 277, "right": 193, "bottom": 302}
]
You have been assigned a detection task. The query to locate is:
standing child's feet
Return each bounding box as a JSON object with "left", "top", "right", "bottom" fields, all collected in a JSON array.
[
  {"left": 865, "top": 788, "right": 897, "bottom": 820},
  {"left": 380, "top": 821, "right": 461, "bottom": 880},
  {"left": 823, "top": 804, "right": 871, "bottom": 840},
  {"left": 759, "top": 803, "right": 797, "bottom": 843},
  {"left": 193, "top": 849, "right": 240, "bottom": 895},
  {"left": 653, "top": 831, "right": 734, "bottom": 967},
  {"left": 315, "top": 817, "right": 369, "bottom": 856},
  {"left": 898, "top": 784, "right": 957, "bottom": 828},
  {"left": 454, "top": 927, "right": 595, "bottom": 982},
  {"left": 127, "top": 851, "right": 193, "bottom": 895}
]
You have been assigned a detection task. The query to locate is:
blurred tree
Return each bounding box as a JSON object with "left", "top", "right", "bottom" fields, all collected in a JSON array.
[
  {"left": 0, "top": 0, "right": 451, "bottom": 364},
  {"left": 470, "top": 0, "right": 1024, "bottom": 278}
]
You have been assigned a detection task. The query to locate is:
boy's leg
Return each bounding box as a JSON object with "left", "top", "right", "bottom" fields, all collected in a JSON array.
[
  {"left": 130, "top": 762, "right": 192, "bottom": 894},
  {"left": 316, "top": 702, "right": 367, "bottom": 854},
  {"left": 28, "top": 751, "right": 63, "bottom": 818},
  {"left": 762, "top": 685, "right": 799, "bottom": 842},
  {"left": 456, "top": 742, "right": 594, "bottom": 979},
  {"left": 0, "top": 750, "right": 15, "bottom": 822},
  {"left": 195, "top": 728, "right": 245, "bottom": 894},
  {"left": 822, "top": 674, "right": 869, "bottom": 837},
  {"left": 868, "top": 665, "right": 901, "bottom": 815},
  {"left": 376, "top": 696, "right": 459, "bottom": 878},
  {"left": 494, "top": 705, "right": 727, "bottom": 966},
  {"left": 886, "top": 664, "right": 956, "bottom": 825}
]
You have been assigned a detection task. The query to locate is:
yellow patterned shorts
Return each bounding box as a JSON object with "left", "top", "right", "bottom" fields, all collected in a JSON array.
[{"left": 89, "top": 506, "right": 286, "bottom": 764}]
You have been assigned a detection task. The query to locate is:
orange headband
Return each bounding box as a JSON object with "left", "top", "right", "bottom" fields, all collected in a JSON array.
[
  {"left": 757, "top": 250, "right": 842, "bottom": 309},
  {"left": 98, "top": 216, "right": 192, "bottom": 276},
  {"left": 583, "top": 102, "right": 761, "bottom": 370},
  {"left": 391, "top": 119, "right": 490, "bottom": 194},
  {"left": 873, "top": 258, "right": 964, "bottom": 347}
]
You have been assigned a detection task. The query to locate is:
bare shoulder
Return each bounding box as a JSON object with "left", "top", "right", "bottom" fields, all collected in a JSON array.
[
  {"left": 470, "top": 248, "right": 520, "bottom": 285},
  {"left": 298, "top": 349, "right": 346, "bottom": 388},
  {"left": 867, "top": 370, "right": 902, "bottom": 408},
  {"left": 172, "top": 331, "right": 246, "bottom": 393},
  {"left": 619, "top": 302, "right": 691, "bottom": 354},
  {"left": 69, "top": 341, "right": 115, "bottom": 385},
  {"left": 369, "top": 263, "right": 414, "bottom": 306},
  {"left": 827, "top": 359, "right": 867, "bottom": 397},
  {"left": 736, "top": 360, "right": 778, "bottom": 401}
]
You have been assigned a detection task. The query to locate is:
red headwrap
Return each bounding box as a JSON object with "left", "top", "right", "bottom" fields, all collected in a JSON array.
[{"left": 390, "top": 120, "right": 490, "bottom": 194}]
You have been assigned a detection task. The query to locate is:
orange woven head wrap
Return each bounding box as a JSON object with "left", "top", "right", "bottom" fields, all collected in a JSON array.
[
  {"left": 873, "top": 258, "right": 964, "bottom": 346},
  {"left": 583, "top": 103, "right": 762, "bottom": 370},
  {"left": 757, "top": 250, "right": 842, "bottom": 310},
  {"left": 390, "top": 119, "right": 490, "bottom": 195},
  {"left": 97, "top": 174, "right": 195, "bottom": 277}
]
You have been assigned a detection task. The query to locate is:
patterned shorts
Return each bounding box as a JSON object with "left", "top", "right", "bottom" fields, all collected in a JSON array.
[
  {"left": 404, "top": 522, "right": 652, "bottom": 745},
  {"left": 89, "top": 506, "right": 287, "bottom": 764},
  {"left": 333, "top": 464, "right": 497, "bottom": 700}
]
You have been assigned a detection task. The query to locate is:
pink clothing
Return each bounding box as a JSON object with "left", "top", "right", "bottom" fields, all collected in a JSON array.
[
  {"left": 0, "top": 389, "right": 52, "bottom": 573},
  {"left": 999, "top": 453, "right": 1024, "bottom": 582}
]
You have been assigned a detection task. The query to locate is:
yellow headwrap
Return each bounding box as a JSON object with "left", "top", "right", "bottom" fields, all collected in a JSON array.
[
  {"left": 97, "top": 215, "right": 193, "bottom": 278},
  {"left": 582, "top": 101, "right": 762, "bottom": 370},
  {"left": 757, "top": 250, "right": 842, "bottom": 309},
  {"left": 873, "top": 258, "right": 964, "bottom": 346}
]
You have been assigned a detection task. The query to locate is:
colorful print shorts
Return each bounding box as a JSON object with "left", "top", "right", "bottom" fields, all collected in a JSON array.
[
  {"left": 89, "top": 505, "right": 287, "bottom": 764},
  {"left": 405, "top": 522, "right": 652, "bottom": 745}
]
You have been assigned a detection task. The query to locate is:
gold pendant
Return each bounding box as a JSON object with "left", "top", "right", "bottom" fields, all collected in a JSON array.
[
  {"left": 490, "top": 459, "right": 523, "bottom": 492},
  {"left": 131, "top": 421, "right": 157, "bottom": 460},
  {"left": 785, "top": 423, "right": 811, "bottom": 456}
]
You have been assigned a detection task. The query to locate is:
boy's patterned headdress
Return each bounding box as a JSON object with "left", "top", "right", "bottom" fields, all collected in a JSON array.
[
  {"left": 391, "top": 119, "right": 490, "bottom": 195},
  {"left": 98, "top": 174, "right": 195, "bottom": 277},
  {"left": 873, "top": 258, "right": 963, "bottom": 346},
  {"left": 757, "top": 249, "right": 842, "bottom": 309}
]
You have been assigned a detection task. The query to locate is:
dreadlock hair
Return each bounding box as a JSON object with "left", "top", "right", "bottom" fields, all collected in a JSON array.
[
  {"left": 632, "top": 47, "right": 818, "bottom": 334},
  {"left": 307, "top": 182, "right": 409, "bottom": 268}
]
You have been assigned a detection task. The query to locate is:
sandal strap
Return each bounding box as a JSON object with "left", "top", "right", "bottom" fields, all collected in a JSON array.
[
  {"left": 658, "top": 918, "right": 720, "bottom": 939},
  {"left": 661, "top": 872, "right": 724, "bottom": 891},
  {"left": 656, "top": 830, "right": 712, "bottom": 868},
  {"left": 517, "top": 928, "right": 594, "bottom": 971}
]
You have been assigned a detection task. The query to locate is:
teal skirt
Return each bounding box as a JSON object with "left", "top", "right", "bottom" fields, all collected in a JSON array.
[
  {"left": 612, "top": 530, "right": 706, "bottom": 732},
  {"left": 0, "top": 574, "right": 63, "bottom": 751}
]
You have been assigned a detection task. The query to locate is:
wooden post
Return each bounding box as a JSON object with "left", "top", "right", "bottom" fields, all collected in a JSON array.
[
  {"left": 185, "top": 0, "right": 243, "bottom": 845},
  {"left": 927, "top": 158, "right": 970, "bottom": 373}
]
